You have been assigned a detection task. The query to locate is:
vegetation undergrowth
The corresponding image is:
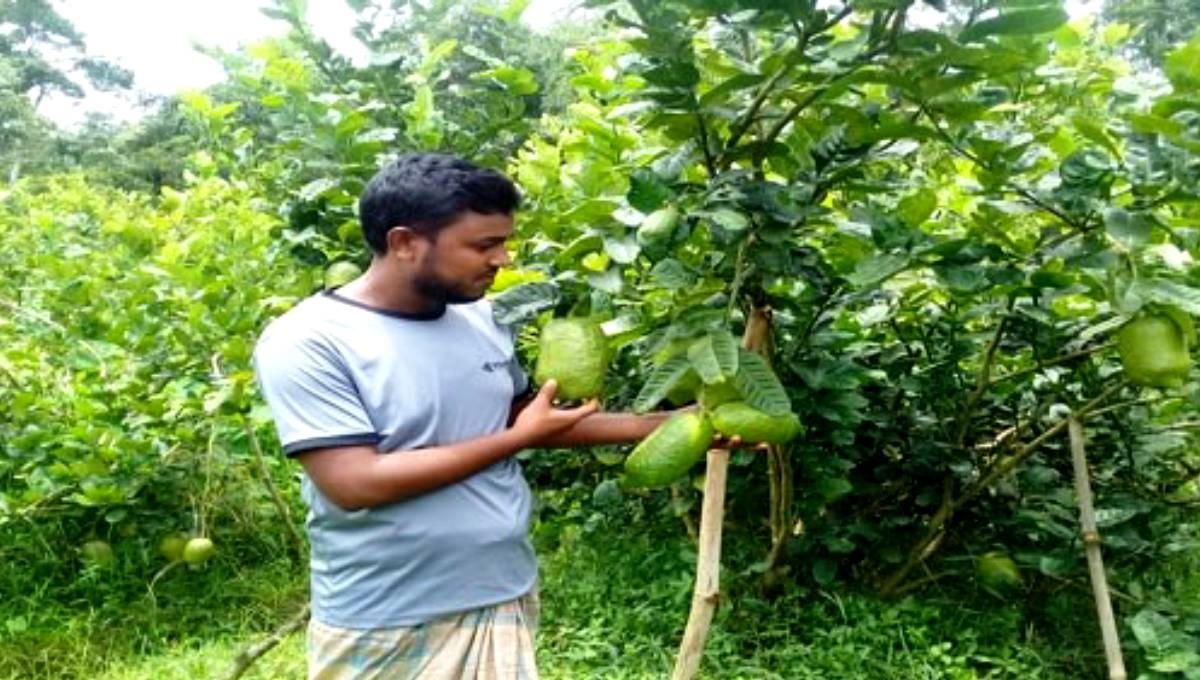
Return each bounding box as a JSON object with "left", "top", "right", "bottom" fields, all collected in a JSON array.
[{"left": 2, "top": 494, "right": 1110, "bottom": 679}]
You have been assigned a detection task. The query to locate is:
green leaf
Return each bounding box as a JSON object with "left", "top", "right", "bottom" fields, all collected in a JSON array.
[
  {"left": 699, "top": 72, "right": 765, "bottom": 108},
  {"left": 1133, "top": 279, "right": 1200, "bottom": 317},
  {"left": 633, "top": 353, "right": 693, "bottom": 413},
  {"left": 1130, "top": 609, "right": 1175, "bottom": 658},
  {"left": 554, "top": 234, "right": 603, "bottom": 268},
  {"left": 491, "top": 282, "right": 560, "bottom": 326},
  {"left": 1152, "top": 651, "right": 1200, "bottom": 673},
  {"left": 473, "top": 66, "right": 539, "bottom": 95},
  {"left": 814, "top": 477, "right": 854, "bottom": 502},
  {"left": 648, "top": 259, "right": 693, "bottom": 289},
  {"left": 1164, "top": 33, "right": 1200, "bottom": 92},
  {"left": 706, "top": 209, "right": 750, "bottom": 233},
  {"left": 734, "top": 349, "right": 791, "bottom": 416},
  {"left": 1128, "top": 112, "right": 1185, "bottom": 137},
  {"left": 298, "top": 178, "right": 340, "bottom": 202},
  {"left": 897, "top": 189, "right": 937, "bottom": 227},
  {"left": 603, "top": 235, "right": 640, "bottom": 264},
  {"left": 627, "top": 169, "right": 673, "bottom": 213},
  {"left": 687, "top": 333, "right": 739, "bottom": 385},
  {"left": 588, "top": 267, "right": 624, "bottom": 294},
  {"left": 959, "top": 7, "right": 1069, "bottom": 43},
  {"left": 848, "top": 253, "right": 909, "bottom": 287},
  {"left": 1070, "top": 115, "right": 1120, "bottom": 157},
  {"left": 1104, "top": 208, "right": 1151, "bottom": 248}
]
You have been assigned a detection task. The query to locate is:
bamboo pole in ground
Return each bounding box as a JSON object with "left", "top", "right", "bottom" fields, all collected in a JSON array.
[
  {"left": 673, "top": 309, "right": 773, "bottom": 679},
  {"left": 671, "top": 447, "right": 730, "bottom": 680},
  {"left": 1068, "top": 417, "right": 1127, "bottom": 680}
]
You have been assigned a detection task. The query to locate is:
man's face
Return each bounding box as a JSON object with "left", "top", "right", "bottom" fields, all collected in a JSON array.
[{"left": 411, "top": 211, "right": 514, "bottom": 305}]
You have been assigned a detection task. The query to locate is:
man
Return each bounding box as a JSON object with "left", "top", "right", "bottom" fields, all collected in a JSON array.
[{"left": 253, "top": 152, "right": 672, "bottom": 679}]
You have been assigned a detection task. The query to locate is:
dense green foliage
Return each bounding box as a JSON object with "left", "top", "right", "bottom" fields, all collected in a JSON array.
[{"left": 3, "top": 0, "right": 1200, "bottom": 676}]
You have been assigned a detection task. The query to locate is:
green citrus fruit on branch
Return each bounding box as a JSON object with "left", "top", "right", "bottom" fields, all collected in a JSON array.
[
  {"left": 975, "top": 551, "right": 1022, "bottom": 591},
  {"left": 534, "top": 318, "right": 608, "bottom": 400},
  {"left": 710, "top": 402, "right": 802, "bottom": 444},
  {"left": 636, "top": 205, "right": 680, "bottom": 252},
  {"left": 183, "top": 537, "right": 216, "bottom": 566},
  {"left": 80, "top": 540, "right": 114, "bottom": 567},
  {"left": 158, "top": 533, "right": 189, "bottom": 562},
  {"left": 1117, "top": 313, "right": 1192, "bottom": 388},
  {"left": 623, "top": 412, "right": 713, "bottom": 489}
]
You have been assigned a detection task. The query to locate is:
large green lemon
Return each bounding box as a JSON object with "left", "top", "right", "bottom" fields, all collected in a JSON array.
[
  {"left": 534, "top": 318, "right": 608, "bottom": 400},
  {"left": 80, "top": 540, "right": 114, "bottom": 568},
  {"left": 636, "top": 205, "right": 680, "bottom": 253},
  {"left": 1117, "top": 314, "right": 1191, "bottom": 388},
  {"left": 711, "top": 402, "right": 801, "bottom": 444},
  {"left": 976, "top": 551, "right": 1022, "bottom": 591},
  {"left": 183, "top": 537, "right": 216, "bottom": 566},
  {"left": 624, "top": 412, "right": 713, "bottom": 488}
]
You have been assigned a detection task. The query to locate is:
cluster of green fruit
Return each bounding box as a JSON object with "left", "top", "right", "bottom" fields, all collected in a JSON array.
[
  {"left": 80, "top": 535, "right": 216, "bottom": 569},
  {"left": 159, "top": 533, "right": 217, "bottom": 566},
  {"left": 623, "top": 391, "right": 801, "bottom": 489},
  {"left": 533, "top": 318, "right": 801, "bottom": 489}
]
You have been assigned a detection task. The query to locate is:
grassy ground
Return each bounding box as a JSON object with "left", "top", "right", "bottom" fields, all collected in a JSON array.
[{"left": 1, "top": 514, "right": 1107, "bottom": 679}]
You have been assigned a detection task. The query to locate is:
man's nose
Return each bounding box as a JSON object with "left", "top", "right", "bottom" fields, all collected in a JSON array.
[{"left": 491, "top": 248, "right": 512, "bottom": 268}]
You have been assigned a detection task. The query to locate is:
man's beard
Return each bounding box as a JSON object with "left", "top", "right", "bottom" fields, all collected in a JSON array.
[{"left": 412, "top": 260, "right": 483, "bottom": 306}]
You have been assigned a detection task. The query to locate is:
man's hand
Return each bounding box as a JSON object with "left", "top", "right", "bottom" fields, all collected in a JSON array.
[{"left": 512, "top": 380, "right": 599, "bottom": 445}]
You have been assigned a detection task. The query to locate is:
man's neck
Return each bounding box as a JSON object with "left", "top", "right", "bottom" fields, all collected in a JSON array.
[{"left": 336, "top": 267, "right": 446, "bottom": 318}]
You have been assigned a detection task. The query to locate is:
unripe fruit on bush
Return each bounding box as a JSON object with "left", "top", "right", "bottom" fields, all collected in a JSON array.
[
  {"left": 183, "top": 537, "right": 216, "bottom": 566},
  {"left": 624, "top": 412, "right": 713, "bottom": 488},
  {"left": 975, "top": 551, "right": 1021, "bottom": 591},
  {"left": 636, "top": 205, "right": 680, "bottom": 252},
  {"left": 1117, "top": 314, "right": 1192, "bottom": 388},
  {"left": 711, "top": 402, "right": 802, "bottom": 444},
  {"left": 158, "top": 533, "right": 189, "bottom": 562},
  {"left": 324, "top": 261, "right": 362, "bottom": 289},
  {"left": 80, "top": 540, "right": 114, "bottom": 567},
  {"left": 534, "top": 318, "right": 608, "bottom": 400}
]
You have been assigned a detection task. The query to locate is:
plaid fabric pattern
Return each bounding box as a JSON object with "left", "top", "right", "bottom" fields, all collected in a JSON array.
[{"left": 307, "top": 592, "right": 540, "bottom": 680}]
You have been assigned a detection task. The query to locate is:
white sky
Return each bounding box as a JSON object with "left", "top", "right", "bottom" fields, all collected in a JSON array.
[
  {"left": 41, "top": 0, "right": 579, "bottom": 127},
  {"left": 41, "top": 0, "right": 1099, "bottom": 129}
]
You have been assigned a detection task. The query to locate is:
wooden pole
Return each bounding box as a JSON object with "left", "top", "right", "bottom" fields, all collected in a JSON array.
[
  {"left": 1068, "top": 417, "right": 1127, "bottom": 680},
  {"left": 671, "top": 447, "right": 730, "bottom": 680},
  {"left": 672, "top": 309, "right": 772, "bottom": 678}
]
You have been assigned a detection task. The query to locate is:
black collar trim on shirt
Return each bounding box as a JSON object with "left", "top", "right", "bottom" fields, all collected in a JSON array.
[{"left": 322, "top": 289, "right": 447, "bottom": 321}]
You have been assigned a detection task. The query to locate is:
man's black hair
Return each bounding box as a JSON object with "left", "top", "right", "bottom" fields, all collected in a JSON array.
[{"left": 358, "top": 152, "right": 522, "bottom": 254}]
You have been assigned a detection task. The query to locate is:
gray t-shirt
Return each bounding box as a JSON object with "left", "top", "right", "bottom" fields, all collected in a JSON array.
[{"left": 252, "top": 290, "right": 536, "bottom": 628}]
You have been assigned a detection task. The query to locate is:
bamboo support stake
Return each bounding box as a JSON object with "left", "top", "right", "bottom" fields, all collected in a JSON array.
[
  {"left": 671, "top": 447, "right": 730, "bottom": 680},
  {"left": 672, "top": 309, "right": 772, "bottom": 678},
  {"left": 1068, "top": 417, "right": 1127, "bottom": 680}
]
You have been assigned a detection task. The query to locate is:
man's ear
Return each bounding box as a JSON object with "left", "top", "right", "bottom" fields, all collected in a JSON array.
[{"left": 385, "top": 226, "right": 424, "bottom": 261}]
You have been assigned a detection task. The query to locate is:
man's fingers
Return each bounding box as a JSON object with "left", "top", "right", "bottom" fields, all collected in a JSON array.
[
  {"left": 536, "top": 380, "right": 558, "bottom": 403},
  {"left": 570, "top": 399, "right": 600, "bottom": 420}
]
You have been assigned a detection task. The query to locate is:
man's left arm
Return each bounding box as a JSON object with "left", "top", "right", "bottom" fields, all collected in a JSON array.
[{"left": 509, "top": 396, "right": 671, "bottom": 447}]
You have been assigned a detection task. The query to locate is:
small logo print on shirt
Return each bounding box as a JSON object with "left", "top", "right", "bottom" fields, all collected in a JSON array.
[{"left": 481, "top": 358, "right": 515, "bottom": 373}]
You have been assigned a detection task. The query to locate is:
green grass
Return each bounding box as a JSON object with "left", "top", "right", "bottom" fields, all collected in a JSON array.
[{"left": 1, "top": 511, "right": 1111, "bottom": 679}]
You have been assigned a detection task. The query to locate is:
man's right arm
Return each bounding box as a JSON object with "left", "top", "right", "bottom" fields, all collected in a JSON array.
[{"left": 297, "top": 380, "right": 596, "bottom": 510}]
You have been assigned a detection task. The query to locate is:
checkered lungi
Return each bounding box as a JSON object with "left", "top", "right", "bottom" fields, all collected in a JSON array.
[{"left": 306, "top": 591, "right": 540, "bottom": 680}]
